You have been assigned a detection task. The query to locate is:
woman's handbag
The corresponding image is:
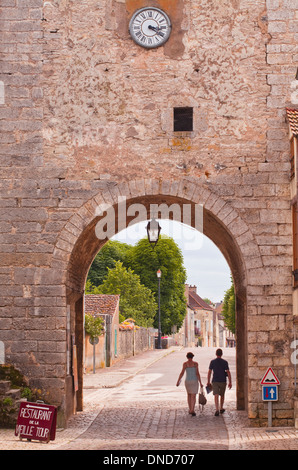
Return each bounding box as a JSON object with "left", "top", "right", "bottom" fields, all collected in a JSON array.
[{"left": 198, "top": 386, "right": 207, "bottom": 410}]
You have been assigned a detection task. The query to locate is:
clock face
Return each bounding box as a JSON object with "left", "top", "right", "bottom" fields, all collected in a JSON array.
[{"left": 129, "top": 7, "right": 171, "bottom": 49}]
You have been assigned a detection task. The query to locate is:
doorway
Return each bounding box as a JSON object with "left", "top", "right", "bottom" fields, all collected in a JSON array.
[{"left": 62, "top": 182, "right": 253, "bottom": 421}]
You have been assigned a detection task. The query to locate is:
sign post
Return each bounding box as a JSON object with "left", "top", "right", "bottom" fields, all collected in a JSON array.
[
  {"left": 15, "top": 401, "right": 57, "bottom": 443},
  {"left": 261, "top": 367, "right": 280, "bottom": 428},
  {"left": 89, "top": 336, "right": 99, "bottom": 374}
]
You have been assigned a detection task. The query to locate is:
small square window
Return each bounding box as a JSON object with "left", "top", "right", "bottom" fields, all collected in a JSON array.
[{"left": 174, "top": 107, "right": 193, "bottom": 132}]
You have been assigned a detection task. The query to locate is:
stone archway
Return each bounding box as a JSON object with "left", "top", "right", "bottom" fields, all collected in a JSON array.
[{"left": 54, "top": 178, "right": 262, "bottom": 421}]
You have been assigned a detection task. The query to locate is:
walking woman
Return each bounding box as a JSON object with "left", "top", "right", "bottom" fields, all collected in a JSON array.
[{"left": 176, "top": 352, "right": 203, "bottom": 416}]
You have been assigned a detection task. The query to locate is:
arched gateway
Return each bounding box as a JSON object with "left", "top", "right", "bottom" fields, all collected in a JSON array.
[{"left": 57, "top": 178, "right": 256, "bottom": 422}]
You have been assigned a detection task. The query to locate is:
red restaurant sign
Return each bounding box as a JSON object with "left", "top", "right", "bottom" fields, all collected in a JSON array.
[{"left": 15, "top": 402, "right": 57, "bottom": 443}]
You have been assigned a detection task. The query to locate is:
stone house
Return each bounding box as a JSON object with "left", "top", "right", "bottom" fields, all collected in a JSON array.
[
  {"left": 172, "top": 300, "right": 195, "bottom": 348},
  {"left": 85, "top": 295, "right": 155, "bottom": 369},
  {"left": 84, "top": 294, "right": 120, "bottom": 371},
  {"left": 186, "top": 285, "right": 216, "bottom": 347},
  {"left": 214, "top": 302, "right": 236, "bottom": 348}
]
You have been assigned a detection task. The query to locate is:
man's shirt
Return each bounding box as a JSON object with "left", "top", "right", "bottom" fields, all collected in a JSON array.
[{"left": 209, "top": 357, "right": 229, "bottom": 383}]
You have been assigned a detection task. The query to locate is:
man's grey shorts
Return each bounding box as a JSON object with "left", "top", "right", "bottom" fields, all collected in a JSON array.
[{"left": 212, "top": 382, "right": 226, "bottom": 396}]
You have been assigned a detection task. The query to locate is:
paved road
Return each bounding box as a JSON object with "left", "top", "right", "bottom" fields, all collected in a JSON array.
[
  {"left": 60, "top": 347, "right": 235, "bottom": 450},
  {"left": 1, "top": 346, "right": 298, "bottom": 451}
]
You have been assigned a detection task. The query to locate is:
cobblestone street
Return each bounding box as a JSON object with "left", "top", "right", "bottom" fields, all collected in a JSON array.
[{"left": 1, "top": 347, "right": 298, "bottom": 451}]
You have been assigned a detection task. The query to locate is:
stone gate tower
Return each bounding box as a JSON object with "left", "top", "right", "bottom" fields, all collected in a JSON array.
[{"left": 1, "top": 0, "right": 298, "bottom": 426}]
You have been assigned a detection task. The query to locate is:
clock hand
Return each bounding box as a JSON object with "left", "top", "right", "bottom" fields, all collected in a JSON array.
[
  {"left": 148, "top": 25, "right": 159, "bottom": 33},
  {"left": 148, "top": 25, "right": 165, "bottom": 37}
]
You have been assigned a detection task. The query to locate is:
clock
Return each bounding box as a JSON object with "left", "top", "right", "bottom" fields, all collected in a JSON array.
[{"left": 129, "top": 7, "right": 171, "bottom": 49}]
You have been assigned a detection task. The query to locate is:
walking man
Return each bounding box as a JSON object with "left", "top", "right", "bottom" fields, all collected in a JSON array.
[{"left": 207, "top": 348, "right": 232, "bottom": 416}]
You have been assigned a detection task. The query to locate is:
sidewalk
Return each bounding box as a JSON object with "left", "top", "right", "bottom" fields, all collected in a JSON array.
[
  {"left": 84, "top": 346, "right": 178, "bottom": 391},
  {"left": 0, "top": 347, "right": 178, "bottom": 450}
]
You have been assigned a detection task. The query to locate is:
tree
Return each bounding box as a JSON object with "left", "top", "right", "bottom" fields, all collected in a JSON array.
[
  {"left": 222, "top": 278, "right": 235, "bottom": 334},
  {"left": 89, "top": 261, "right": 157, "bottom": 328},
  {"left": 86, "top": 236, "right": 187, "bottom": 335},
  {"left": 127, "top": 236, "right": 187, "bottom": 335},
  {"left": 85, "top": 314, "right": 104, "bottom": 340},
  {"left": 87, "top": 240, "right": 132, "bottom": 286}
]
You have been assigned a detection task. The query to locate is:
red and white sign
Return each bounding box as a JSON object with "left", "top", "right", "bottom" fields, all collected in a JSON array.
[
  {"left": 260, "top": 367, "right": 280, "bottom": 385},
  {"left": 15, "top": 401, "right": 57, "bottom": 443}
]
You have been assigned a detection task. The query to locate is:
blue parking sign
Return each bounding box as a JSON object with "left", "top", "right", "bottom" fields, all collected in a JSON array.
[{"left": 262, "top": 385, "right": 278, "bottom": 401}]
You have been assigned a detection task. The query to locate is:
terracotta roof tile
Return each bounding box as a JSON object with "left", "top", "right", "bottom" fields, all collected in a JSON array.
[
  {"left": 188, "top": 290, "right": 213, "bottom": 311},
  {"left": 85, "top": 294, "right": 119, "bottom": 316},
  {"left": 286, "top": 108, "right": 298, "bottom": 137}
]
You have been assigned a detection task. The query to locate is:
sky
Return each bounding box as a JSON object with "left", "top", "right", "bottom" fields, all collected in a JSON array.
[{"left": 111, "top": 219, "right": 232, "bottom": 303}]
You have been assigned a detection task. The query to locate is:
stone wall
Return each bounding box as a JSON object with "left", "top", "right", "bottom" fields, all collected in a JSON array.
[
  {"left": 85, "top": 328, "right": 155, "bottom": 371},
  {"left": 117, "top": 328, "right": 155, "bottom": 360},
  {"left": 0, "top": 0, "right": 297, "bottom": 424}
]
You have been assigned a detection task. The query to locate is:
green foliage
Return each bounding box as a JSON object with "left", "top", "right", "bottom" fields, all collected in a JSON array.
[
  {"left": 123, "top": 236, "right": 187, "bottom": 335},
  {"left": 85, "top": 314, "right": 104, "bottom": 339},
  {"left": 0, "top": 365, "right": 48, "bottom": 428},
  {"left": 87, "top": 240, "right": 132, "bottom": 286},
  {"left": 0, "top": 397, "right": 16, "bottom": 428},
  {"left": 222, "top": 278, "right": 235, "bottom": 334},
  {"left": 90, "top": 261, "right": 157, "bottom": 328},
  {"left": 85, "top": 279, "right": 95, "bottom": 294},
  {"left": 20, "top": 386, "right": 46, "bottom": 402},
  {"left": 86, "top": 236, "right": 187, "bottom": 335},
  {"left": 21, "top": 387, "right": 34, "bottom": 400}
]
